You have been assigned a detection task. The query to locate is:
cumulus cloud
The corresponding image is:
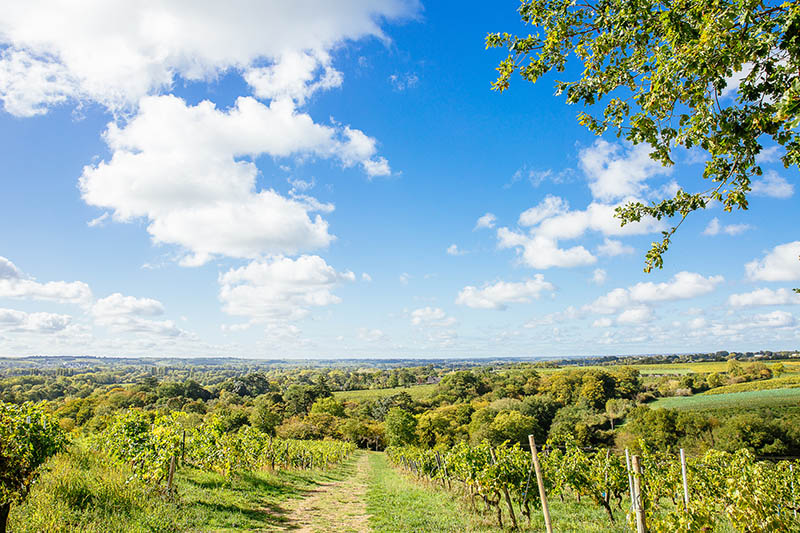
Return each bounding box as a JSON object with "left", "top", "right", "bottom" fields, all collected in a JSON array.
[
  {"left": 91, "top": 293, "right": 188, "bottom": 337},
  {"left": 456, "top": 275, "right": 555, "bottom": 310},
  {"left": 587, "top": 271, "right": 723, "bottom": 315},
  {"left": 597, "top": 238, "right": 634, "bottom": 257},
  {"left": 616, "top": 306, "right": 654, "bottom": 325},
  {"left": 746, "top": 241, "right": 800, "bottom": 282},
  {"left": 92, "top": 293, "right": 165, "bottom": 318},
  {"left": 0, "top": 256, "right": 92, "bottom": 304},
  {"left": 518, "top": 195, "right": 569, "bottom": 227},
  {"left": 0, "top": 308, "right": 72, "bottom": 333},
  {"left": 79, "top": 96, "right": 393, "bottom": 265},
  {"left": 728, "top": 288, "right": 800, "bottom": 307},
  {"left": 579, "top": 140, "right": 672, "bottom": 202},
  {"left": 0, "top": 1, "right": 419, "bottom": 115},
  {"left": 475, "top": 213, "right": 496, "bottom": 230},
  {"left": 751, "top": 310, "right": 796, "bottom": 328},
  {"left": 702, "top": 217, "right": 752, "bottom": 236},
  {"left": 497, "top": 197, "right": 663, "bottom": 270},
  {"left": 591, "top": 268, "right": 607, "bottom": 285},
  {"left": 219, "top": 255, "right": 354, "bottom": 325},
  {"left": 497, "top": 231, "right": 596, "bottom": 269},
  {"left": 357, "top": 327, "right": 387, "bottom": 342},
  {"left": 750, "top": 171, "right": 794, "bottom": 199},
  {"left": 410, "top": 307, "right": 457, "bottom": 327},
  {"left": 446, "top": 244, "right": 466, "bottom": 256}
]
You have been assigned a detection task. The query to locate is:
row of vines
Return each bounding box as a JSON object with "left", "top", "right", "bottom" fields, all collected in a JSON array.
[
  {"left": 96, "top": 410, "right": 356, "bottom": 487},
  {"left": 386, "top": 440, "right": 800, "bottom": 532}
]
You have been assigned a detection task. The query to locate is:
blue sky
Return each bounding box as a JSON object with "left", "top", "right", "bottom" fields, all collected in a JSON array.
[{"left": 0, "top": 1, "right": 798, "bottom": 359}]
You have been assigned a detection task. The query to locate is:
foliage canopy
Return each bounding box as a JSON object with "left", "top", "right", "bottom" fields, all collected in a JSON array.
[{"left": 488, "top": 0, "right": 800, "bottom": 273}]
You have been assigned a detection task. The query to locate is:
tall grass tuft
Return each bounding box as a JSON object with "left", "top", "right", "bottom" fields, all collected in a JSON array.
[{"left": 9, "top": 446, "right": 179, "bottom": 533}]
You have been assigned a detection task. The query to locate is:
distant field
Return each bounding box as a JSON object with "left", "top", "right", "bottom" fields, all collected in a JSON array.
[
  {"left": 650, "top": 387, "right": 800, "bottom": 411},
  {"left": 334, "top": 383, "right": 437, "bottom": 402},
  {"left": 703, "top": 375, "right": 800, "bottom": 395},
  {"left": 546, "top": 360, "right": 800, "bottom": 376}
]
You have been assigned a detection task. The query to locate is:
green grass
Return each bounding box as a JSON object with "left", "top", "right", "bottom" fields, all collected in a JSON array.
[
  {"left": 366, "top": 452, "right": 631, "bottom": 532},
  {"left": 334, "top": 383, "right": 438, "bottom": 402},
  {"left": 650, "top": 387, "right": 800, "bottom": 412},
  {"left": 9, "top": 444, "right": 356, "bottom": 532},
  {"left": 702, "top": 375, "right": 800, "bottom": 395}
]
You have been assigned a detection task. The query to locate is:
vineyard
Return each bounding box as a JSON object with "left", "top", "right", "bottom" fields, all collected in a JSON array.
[
  {"left": 97, "top": 410, "right": 356, "bottom": 487},
  {"left": 387, "top": 439, "right": 800, "bottom": 532}
]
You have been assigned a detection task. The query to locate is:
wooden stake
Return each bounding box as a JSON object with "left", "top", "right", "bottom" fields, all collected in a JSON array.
[
  {"left": 528, "top": 434, "right": 553, "bottom": 533},
  {"left": 490, "top": 447, "right": 518, "bottom": 529},
  {"left": 181, "top": 430, "right": 186, "bottom": 463},
  {"left": 679, "top": 449, "right": 689, "bottom": 509},
  {"left": 631, "top": 455, "right": 647, "bottom": 533},
  {"left": 791, "top": 464, "right": 797, "bottom": 519},
  {"left": 166, "top": 455, "right": 176, "bottom": 494},
  {"left": 625, "top": 448, "right": 635, "bottom": 513}
]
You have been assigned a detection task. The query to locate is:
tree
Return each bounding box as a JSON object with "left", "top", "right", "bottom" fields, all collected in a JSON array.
[
  {"left": 384, "top": 407, "right": 417, "bottom": 447},
  {"left": 0, "top": 401, "right": 67, "bottom": 533},
  {"left": 488, "top": 0, "right": 800, "bottom": 274}
]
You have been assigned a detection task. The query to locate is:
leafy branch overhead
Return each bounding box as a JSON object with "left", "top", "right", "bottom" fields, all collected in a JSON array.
[{"left": 487, "top": 0, "right": 800, "bottom": 273}]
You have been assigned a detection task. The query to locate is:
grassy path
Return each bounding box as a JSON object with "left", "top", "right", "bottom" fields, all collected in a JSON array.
[
  {"left": 281, "top": 451, "right": 370, "bottom": 532},
  {"left": 365, "top": 452, "right": 498, "bottom": 533}
]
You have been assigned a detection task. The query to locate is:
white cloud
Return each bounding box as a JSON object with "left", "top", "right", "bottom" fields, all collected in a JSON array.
[
  {"left": 616, "top": 306, "right": 654, "bottom": 325},
  {"left": 497, "top": 231, "right": 596, "bottom": 269},
  {"left": 475, "top": 213, "right": 496, "bottom": 230},
  {"left": 751, "top": 310, "right": 796, "bottom": 328},
  {"left": 579, "top": 140, "right": 672, "bottom": 202},
  {"left": 79, "top": 96, "right": 393, "bottom": 265},
  {"left": 0, "top": 1, "right": 419, "bottom": 115},
  {"left": 410, "top": 307, "right": 457, "bottom": 327},
  {"left": 728, "top": 288, "right": 800, "bottom": 307},
  {"left": 518, "top": 195, "right": 569, "bottom": 227},
  {"left": 446, "top": 244, "right": 467, "bottom": 256},
  {"left": 750, "top": 171, "right": 794, "bottom": 199},
  {"left": 389, "top": 72, "right": 419, "bottom": 91},
  {"left": 244, "top": 50, "right": 342, "bottom": 105},
  {"left": 0, "top": 256, "right": 92, "bottom": 305},
  {"left": 92, "top": 293, "right": 165, "bottom": 318},
  {"left": 592, "top": 317, "right": 613, "bottom": 328},
  {"left": 0, "top": 308, "right": 72, "bottom": 333},
  {"left": 361, "top": 272, "right": 372, "bottom": 282},
  {"left": 591, "top": 268, "right": 607, "bottom": 285},
  {"left": 497, "top": 197, "right": 663, "bottom": 270},
  {"left": 628, "top": 271, "right": 724, "bottom": 303},
  {"left": 288, "top": 177, "right": 315, "bottom": 192},
  {"left": 746, "top": 241, "right": 800, "bottom": 281},
  {"left": 219, "top": 255, "right": 354, "bottom": 324},
  {"left": 688, "top": 317, "right": 707, "bottom": 329},
  {"left": 91, "top": 293, "right": 189, "bottom": 337},
  {"left": 456, "top": 275, "right": 555, "bottom": 310},
  {"left": 597, "top": 238, "right": 634, "bottom": 257},
  {"left": 587, "top": 271, "right": 723, "bottom": 314},
  {"left": 357, "top": 327, "right": 387, "bottom": 342},
  {"left": 702, "top": 217, "right": 752, "bottom": 236},
  {"left": 399, "top": 272, "right": 411, "bottom": 285}
]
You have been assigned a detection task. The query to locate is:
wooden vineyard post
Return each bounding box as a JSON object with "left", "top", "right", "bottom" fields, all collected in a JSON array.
[
  {"left": 625, "top": 449, "right": 635, "bottom": 513},
  {"left": 167, "top": 455, "right": 176, "bottom": 495},
  {"left": 489, "top": 447, "right": 518, "bottom": 529},
  {"left": 436, "top": 451, "right": 452, "bottom": 490},
  {"left": 528, "top": 434, "right": 553, "bottom": 533},
  {"left": 791, "top": 464, "right": 797, "bottom": 519},
  {"left": 679, "top": 449, "right": 689, "bottom": 510},
  {"left": 631, "top": 455, "right": 647, "bottom": 533},
  {"left": 181, "top": 430, "right": 186, "bottom": 464}
]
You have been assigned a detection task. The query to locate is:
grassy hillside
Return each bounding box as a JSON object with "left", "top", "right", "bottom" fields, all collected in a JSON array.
[{"left": 334, "top": 383, "right": 437, "bottom": 402}]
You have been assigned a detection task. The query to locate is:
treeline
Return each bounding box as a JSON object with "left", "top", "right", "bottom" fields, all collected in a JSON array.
[{"left": 4, "top": 358, "right": 800, "bottom": 459}]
